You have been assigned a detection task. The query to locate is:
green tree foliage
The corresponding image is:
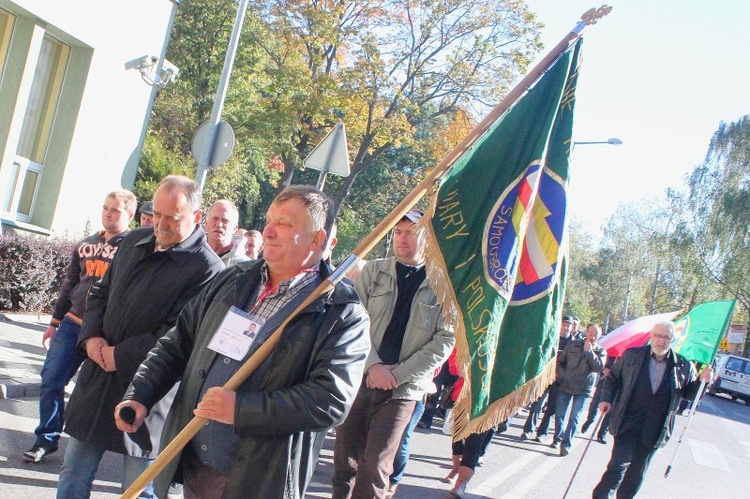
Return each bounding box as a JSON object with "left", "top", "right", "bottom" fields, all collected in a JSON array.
[{"left": 681, "top": 115, "right": 750, "bottom": 328}]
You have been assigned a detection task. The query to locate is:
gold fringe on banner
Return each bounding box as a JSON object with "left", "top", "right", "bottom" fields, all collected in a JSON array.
[{"left": 421, "top": 192, "right": 558, "bottom": 442}]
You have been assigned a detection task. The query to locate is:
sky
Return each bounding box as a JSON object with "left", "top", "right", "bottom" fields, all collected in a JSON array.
[{"left": 523, "top": 0, "right": 750, "bottom": 240}]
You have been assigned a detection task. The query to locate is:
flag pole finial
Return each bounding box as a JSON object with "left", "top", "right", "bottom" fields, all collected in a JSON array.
[{"left": 581, "top": 5, "right": 613, "bottom": 25}]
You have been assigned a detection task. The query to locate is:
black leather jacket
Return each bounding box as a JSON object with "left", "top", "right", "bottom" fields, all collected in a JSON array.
[
  {"left": 124, "top": 259, "right": 370, "bottom": 498},
  {"left": 601, "top": 345, "right": 699, "bottom": 448}
]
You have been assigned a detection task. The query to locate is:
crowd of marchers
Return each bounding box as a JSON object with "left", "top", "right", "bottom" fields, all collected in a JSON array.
[{"left": 19, "top": 175, "right": 711, "bottom": 499}]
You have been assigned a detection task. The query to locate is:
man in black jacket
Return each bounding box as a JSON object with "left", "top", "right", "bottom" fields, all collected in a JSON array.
[
  {"left": 57, "top": 175, "right": 224, "bottom": 499},
  {"left": 592, "top": 321, "right": 713, "bottom": 498},
  {"left": 116, "top": 185, "right": 370, "bottom": 499}
]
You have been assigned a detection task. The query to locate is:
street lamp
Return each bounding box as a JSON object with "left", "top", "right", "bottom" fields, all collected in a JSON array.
[{"left": 572, "top": 138, "right": 623, "bottom": 149}]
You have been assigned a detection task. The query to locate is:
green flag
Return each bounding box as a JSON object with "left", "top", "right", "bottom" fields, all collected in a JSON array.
[
  {"left": 424, "top": 40, "right": 582, "bottom": 438},
  {"left": 673, "top": 300, "right": 736, "bottom": 366}
]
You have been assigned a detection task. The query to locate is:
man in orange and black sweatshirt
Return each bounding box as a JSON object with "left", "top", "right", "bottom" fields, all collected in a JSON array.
[{"left": 21, "top": 190, "right": 136, "bottom": 463}]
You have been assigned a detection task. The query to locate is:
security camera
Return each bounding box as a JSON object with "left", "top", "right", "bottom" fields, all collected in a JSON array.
[
  {"left": 124, "top": 55, "right": 158, "bottom": 71},
  {"left": 160, "top": 59, "right": 180, "bottom": 80}
]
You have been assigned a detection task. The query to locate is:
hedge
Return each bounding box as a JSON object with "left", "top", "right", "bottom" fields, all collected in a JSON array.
[{"left": 0, "top": 233, "right": 75, "bottom": 313}]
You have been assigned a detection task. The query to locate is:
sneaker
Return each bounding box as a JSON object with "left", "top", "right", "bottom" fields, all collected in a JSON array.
[
  {"left": 532, "top": 435, "right": 543, "bottom": 443},
  {"left": 520, "top": 431, "right": 532, "bottom": 440},
  {"left": 167, "top": 483, "right": 184, "bottom": 499},
  {"left": 548, "top": 441, "right": 559, "bottom": 449},
  {"left": 560, "top": 446, "right": 569, "bottom": 457},
  {"left": 416, "top": 421, "right": 430, "bottom": 429},
  {"left": 22, "top": 443, "right": 58, "bottom": 463},
  {"left": 597, "top": 436, "right": 608, "bottom": 444},
  {"left": 477, "top": 456, "right": 485, "bottom": 467}
]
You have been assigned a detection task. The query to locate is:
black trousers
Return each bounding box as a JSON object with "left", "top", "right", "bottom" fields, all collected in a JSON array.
[{"left": 592, "top": 428, "right": 658, "bottom": 499}]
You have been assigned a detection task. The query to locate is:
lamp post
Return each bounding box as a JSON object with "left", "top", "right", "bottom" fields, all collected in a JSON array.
[{"left": 572, "top": 137, "right": 623, "bottom": 150}]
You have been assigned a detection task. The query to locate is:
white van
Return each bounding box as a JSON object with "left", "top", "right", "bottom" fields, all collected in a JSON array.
[{"left": 708, "top": 354, "right": 750, "bottom": 406}]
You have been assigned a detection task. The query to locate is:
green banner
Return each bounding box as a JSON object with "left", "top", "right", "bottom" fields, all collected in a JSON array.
[
  {"left": 674, "top": 300, "right": 736, "bottom": 366},
  {"left": 425, "top": 40, "right": 582, "bottom": 438}
]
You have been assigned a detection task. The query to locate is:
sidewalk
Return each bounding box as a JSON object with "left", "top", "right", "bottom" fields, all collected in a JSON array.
[{"left": 0, "top": 312, "right": 49, "bottom": 398}]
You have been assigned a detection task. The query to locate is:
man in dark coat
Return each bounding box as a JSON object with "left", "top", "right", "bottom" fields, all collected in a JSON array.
[
  {"left": 57, "top": 176, "right": 224, "bottom": 499},
  {"left": 116, "top": 185, "right": 370, "bottom": 499},
  {"left": 592, "top": 321, "right": 713, "bottom": 498}
]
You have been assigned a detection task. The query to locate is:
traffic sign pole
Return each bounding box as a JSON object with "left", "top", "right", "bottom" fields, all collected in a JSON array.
[{"left": 194, "top": 0, "right": 248, "bottom": 190}]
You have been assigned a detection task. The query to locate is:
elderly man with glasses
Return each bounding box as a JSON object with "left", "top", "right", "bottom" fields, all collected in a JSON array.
[{"left": 592, "top": 321, "right": 713, "bottom": 499}]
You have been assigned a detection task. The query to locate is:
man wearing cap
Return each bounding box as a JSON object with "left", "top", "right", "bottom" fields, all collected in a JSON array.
[
  {"left": 332, "top": 209, "right": 455, "bottom": 499},
  {"left": 139, "top": 201, "right": 154, "bottom": 227},
  {"left": 521, "top": 315, "right": 575, "bottom": 441}
]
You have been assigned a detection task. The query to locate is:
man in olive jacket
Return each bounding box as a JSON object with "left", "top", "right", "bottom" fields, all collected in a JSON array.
[
  {"left": 592, "top": 322, "right": 713, "bottom": 498},
  {"left": 116, "top": 186, "right": 370, "bottom": 499},
  {"left": 332, "top": 209, "right": 454, "bottom": 499},
  {"left": 58, "top": 176, "right": 224, "bottom": 499}
]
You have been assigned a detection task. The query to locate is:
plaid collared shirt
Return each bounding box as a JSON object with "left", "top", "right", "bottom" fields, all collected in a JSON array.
[{"left": 249, "top": 263, "right": 321, "bottom": 322}]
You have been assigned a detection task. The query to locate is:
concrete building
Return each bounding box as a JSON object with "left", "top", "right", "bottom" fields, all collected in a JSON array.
[{"left": 0, "top": 0, "right": 178, "bottom": 237}]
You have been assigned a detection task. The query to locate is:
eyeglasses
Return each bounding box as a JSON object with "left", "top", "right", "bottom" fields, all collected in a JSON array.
[{"left": 652, "top": 334, "right": 673, "bottom": 341}]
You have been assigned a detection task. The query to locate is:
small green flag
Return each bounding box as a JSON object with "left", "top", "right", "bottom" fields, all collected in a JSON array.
[
  {"left": 673, "top": 300, "right": 736, "bottom": 366},
  {"left": 425, "top": 40, "right": 582, "bottom": 438}
]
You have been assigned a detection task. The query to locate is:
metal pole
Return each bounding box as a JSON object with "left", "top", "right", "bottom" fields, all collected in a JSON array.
[
  {"left": 664, "top": 380, "right": 706, "bottom": 477},
  {"left": 194, "top": 0, "right": 249, "bottom": 190},
  {"left": 129, "top": 0, "right": 180, "bottom": 187}
]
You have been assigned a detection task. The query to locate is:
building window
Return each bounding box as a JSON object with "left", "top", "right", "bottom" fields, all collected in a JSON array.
[
  {"left": 5, "top": 33, "right": 69, "bottom": 222},
  {"left": 0, "top": 9, "right": 14, "bottom": 75}
]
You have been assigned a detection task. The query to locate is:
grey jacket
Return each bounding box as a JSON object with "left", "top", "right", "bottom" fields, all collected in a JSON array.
[
  {"left": 556, "top": 339, "right": 606, "bottom": 396},
  {"left": 355, "top": 257, "right": 454, "bottom": 400}
]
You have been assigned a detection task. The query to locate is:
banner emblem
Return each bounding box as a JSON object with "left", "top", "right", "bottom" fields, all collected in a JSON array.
[{"left": 483, "top": 163, "right": 566, "bottom": 304}]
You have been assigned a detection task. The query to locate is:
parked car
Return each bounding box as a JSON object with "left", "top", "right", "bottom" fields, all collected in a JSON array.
[{"left": 708, "top": 354, "right": 750, "bottom": 406}]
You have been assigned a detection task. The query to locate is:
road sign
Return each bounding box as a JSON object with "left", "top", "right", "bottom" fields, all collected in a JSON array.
[
  {"left": 191, "top": 119, "right": 235, "bottom": 168},
  {"left": 304, "top": 122, "right": 350, "bottom": 177}
]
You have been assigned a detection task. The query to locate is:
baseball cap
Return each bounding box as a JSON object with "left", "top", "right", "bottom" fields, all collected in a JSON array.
[
  {"left": 562, "top": 315, "right": 573, "bottom": 323},
  {"left": 140, "top": 201, "right": 154, "bottom": 215},
  {"left": 402, "top": 209, "right": 424, "bottom": 223}
]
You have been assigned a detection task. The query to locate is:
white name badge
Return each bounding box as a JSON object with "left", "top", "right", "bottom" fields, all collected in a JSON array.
[{"left": 207, "top": 306, "right": 264, "bottom": 361}]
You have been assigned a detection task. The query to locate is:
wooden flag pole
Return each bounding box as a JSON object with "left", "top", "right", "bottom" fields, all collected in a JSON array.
[{"left": 121, "top": 7, "right": 611, "bottom": 498}]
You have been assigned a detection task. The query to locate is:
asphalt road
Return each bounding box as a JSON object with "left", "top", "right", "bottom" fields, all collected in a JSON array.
[
  {"left": 2, "top": 315, "right": 749, "bottom": 498},
  {"left": 1, "top": 392, "right": 749, "bottom": 498}
]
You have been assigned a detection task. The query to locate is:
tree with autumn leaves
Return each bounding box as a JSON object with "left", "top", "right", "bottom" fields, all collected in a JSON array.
[{"left": 136, "top": 0, "right": 543, "bottom": 242}]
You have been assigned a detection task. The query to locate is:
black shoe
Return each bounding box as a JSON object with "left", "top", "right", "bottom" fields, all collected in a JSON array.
[
  {"left": 596, "top": 436, "right": 608, "bottom": 444},
  {"left": 560, "top": 446, "right": 569, "bottom": 457},
  {"left": 548, "top": 441, "right": 559, "bottom": 449},
  {"left": 22, "top": 443, "right": 58, "bottom": 463},
  {"left": 581, "top": 422, "right": 591, "bottom": 433},
  {"left": 417, "top": 421, "right": 430, "bottom": 429}
]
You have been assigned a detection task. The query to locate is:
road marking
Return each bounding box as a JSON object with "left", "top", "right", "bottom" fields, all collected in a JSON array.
[
  {"left": 472, "top": 449, "right": 540, "bottom": 495},
  {"left": 498, "top": 440, "right": 582, "bottom": 498},
  {"left": 0, "top": 411, "right": 38, "bottom": 432},
  {"left": 688, "top": 438, "right": 730, "bottom": 471}
]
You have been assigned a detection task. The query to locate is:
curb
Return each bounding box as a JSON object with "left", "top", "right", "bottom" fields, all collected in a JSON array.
[{"left": 0, "top": 379, "right": 41, "bottom": 399}]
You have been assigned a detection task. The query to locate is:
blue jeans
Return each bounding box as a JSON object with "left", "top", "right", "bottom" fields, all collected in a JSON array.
[
  {"left": 523, "top": 391, "right": 547, "bottom": 434},
  {"left": 36, "top": 317, "right": 84, "bottom": 447},
  {"left": 553, "top": 391, "right": 587, "bottom": 448},
  {"left": 57, "top": 436, "right": 155, "bottom": 499},
  {"left": 390, "top": 400, "right": 425, "bottom": 485}
]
